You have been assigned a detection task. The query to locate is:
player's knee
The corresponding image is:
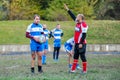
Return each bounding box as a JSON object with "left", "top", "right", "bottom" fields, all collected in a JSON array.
[
  {"left": 33, "top": 57, "right": 36, "bottom": 60},
  {"left": 32, "top": 55, "right": 36, "bottom": 60},
  {"left": 81, "top": 57, "right": 87, "bottom": 62},
  {"left": 38, "top": 55, "right": 42, "bottom": 60},
  {"left": 74, "top": 55, "right": 79, "bottom": 59}
]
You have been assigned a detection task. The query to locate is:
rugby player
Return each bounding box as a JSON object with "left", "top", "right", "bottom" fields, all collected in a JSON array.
[
  {"left": 51, "top": 24, "right": 63, "bottom": 62},
  {"left": 42, "top": 24, "right": 50, "bottom": 65},
  {"left": 64, "top": 4, "right": 88, "bottom": 74},
  {"left": 64, "top": 37, "right": 81, "bottom": 70},
  {"left": 26, "top": 14, "right": 44, "bottom": 73}
]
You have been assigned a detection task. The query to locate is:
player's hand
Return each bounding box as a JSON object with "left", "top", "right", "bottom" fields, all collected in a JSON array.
[
  {"left": 33, "top": 37, "right": 39, "bottom": 42},
  {"left": 70, "top": 51, "right": 73, "bottom": 56},
  {"left": 43, "top": 38, "right": 46, "bottom": 42},
  {"left": 79, "top": 44, "right": 83, "bottom": 48},
  {"left": 64, "top": 3, "right": 69, "bottom": 11}
]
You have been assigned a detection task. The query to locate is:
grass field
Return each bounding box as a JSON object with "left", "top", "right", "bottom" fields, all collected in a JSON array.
[
  {"left": 0, "top": 52, "right": 120, "bottom": 80},
  {"left": 0, "top": 20, "right": 120, "bottom": 44}
]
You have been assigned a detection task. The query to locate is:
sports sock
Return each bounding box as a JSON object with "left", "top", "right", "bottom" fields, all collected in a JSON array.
[
  {"left": 44, "top": 55, "right": 46, "bottom": 63},
  {"left": 42, "top": 55, "right": 44, "bottom": 64},
  {"left": 69, "top": 64, "right": 72, "bottom": 68},
  {"left": 31, "top": 67, "right": 34, "bottom": 73},
  {"left": 38, "top": 66, "right": 42, "bottom": 72},
  {"left": 82, "top": 62, "right": 87, "bottom": 72},
  {"left": 77, "top": 64, "right": 79, "bottom": 67},
  {"left": 42, "top": 55, "right": 46, "bottom": 64},
  {"left": 71, "top": 59, "right": 78, "bottom": 71}
]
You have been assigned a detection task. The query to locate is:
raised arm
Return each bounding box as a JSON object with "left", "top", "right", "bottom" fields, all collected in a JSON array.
[{"left": 64, "top": 4, "right": 76, "bottom": 21}]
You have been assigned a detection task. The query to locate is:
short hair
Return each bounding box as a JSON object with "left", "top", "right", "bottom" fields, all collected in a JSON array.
[
  {"left": 57, "top": 24, "right": 60, "bottom": 26},
  {"left": 77, "top": 14, "right": 84, "bottom": 20},
  {"left": 34, "top": 14, "right": 40, "bottom": 19}
]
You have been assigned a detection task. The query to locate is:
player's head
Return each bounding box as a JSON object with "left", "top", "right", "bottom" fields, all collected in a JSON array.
[
  {"left": 76, "top": 14, "right": 84, "bottom": 23},
  {"left": 43, "top": 24, "right": 47, "bottom": 29},
  {"left": 34, "top": 14, "right": 40, "bottom": 24},
  {"left": 56, "top": 24, "right": 60, "bottom": 29}
]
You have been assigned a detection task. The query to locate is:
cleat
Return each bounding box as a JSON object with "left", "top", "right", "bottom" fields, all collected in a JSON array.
[
  {"left": 77, "top": 66, "right": 81, "bottom": 70},
  {"left": 42, "top": 63, "right": 47, "bottom": 65},
  {"left": 31, "top": 71, "right": 34, "bottom": 74},
  {"left": 70, "top": 70, "right": 76, "bottom": 73},
  {"left": 31, "top": 68, "right": 35, "bottom": 74},
  {"left": 38, "top": 70, "right": 43, "bottom": 73},
  {"left": 55, "top": 59, "right": 59, "bottom": 62},
  {"left": 81, "top": 71, "right": 87, "bottom": 74}
]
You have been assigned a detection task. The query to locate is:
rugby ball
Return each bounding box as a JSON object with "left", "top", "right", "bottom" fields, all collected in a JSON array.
[{"left": 39, "top": 35, "right": 46, "bottom": 43}]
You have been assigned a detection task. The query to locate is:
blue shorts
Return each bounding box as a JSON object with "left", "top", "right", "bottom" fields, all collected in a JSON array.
[
  {"left": 64, "top": 43, "right": 73, "bottom": 53},
  {"left": 30, "top": 41, "right": 44, "bottom": 52},
  {"left": 54, "top": 40, "right": 61, "bottom": 47},
  {"left": 43, "top": 41, "right": 49, "bottom": 50}
]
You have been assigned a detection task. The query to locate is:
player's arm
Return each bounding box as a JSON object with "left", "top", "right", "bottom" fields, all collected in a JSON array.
[
  {"left": 50, "top": 29, "right": 55, "bottom": 38},
  {"left": 49, "top": 31, "right": 53, "bottom": 38},
  {"left": 61, "top": 33, "right": 64, "bottom": 37},
  {"left": 26, "top": 32, "right": 40, "bottom": 42},
  {"left": 80, "top": 33, "right": 86, "bottom": 44},
  {"left": 64, "top": 4, "right": 76, "bottom": 21},
  {"left": 80, "top": 23, "right": 88, "bottom": 44},
  {"left": 26, "top": 24, "right": 33, "bottom": 39},
  {"left": 48, "top": 30, "right": 51, "bottom": 38},
  {"left": 25, "top": 24, "right": 39, "bottom": 42},
  {"left": 26, "top": 32, "right": 33, "bottom": 39}
]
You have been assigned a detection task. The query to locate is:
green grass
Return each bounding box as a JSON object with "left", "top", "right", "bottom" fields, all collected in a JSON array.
[
  {"left": 0, "top": 53, "right": 120, "bottom": 80},
  {"left": 0, "top": 20, "right": 120, "bottom": 44}
]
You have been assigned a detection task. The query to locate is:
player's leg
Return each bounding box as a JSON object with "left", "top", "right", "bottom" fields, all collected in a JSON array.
[
  {"left": 31, "top": 52, "right": 36, "bottom": 73},
  {"left": 71, "top": 44, "right": 79, "bottom": 72},
  {"left": 44, "top": 41, "right": 48, "bottom": 64},
  {"left": 64, "top": 43, "right": 73, "bottom": 68},
  {"left": 53, "top": 47, "right": 57, "bottom": 60},
  {"left": 37, "top": 44, "right": 44, "bottom": 73},
  {"left": 37, "top": 51, "right": 43, "bottom": 73},
  {"left": 42, "top": 41, "right": 48, "bottom": 64},
  {"left": 64, "top": 43, "right": 72, "bottom": 68},
  {"left": 42, "top": 43, "right": 45, "bottom": 64},
  {"left": 56, "top": 47, "right": 60, "bottom": 61},
  {"left": 70, "top": 50, "right": 81, "bottom": 70},
  {"left": 30, "top": 43, "right": 37, "bottom": 73},
  {"left": 68, "top": 51, "right": 73, "bottom": 69},
  {"left": 79, "top": 44, "right": 87, "bottom": 73},
  {"left": 42, "top": 49, "right": 48, "bottom": 64},
  {"left": 56, "top": 42, "right": 61, "bottom": 61}
]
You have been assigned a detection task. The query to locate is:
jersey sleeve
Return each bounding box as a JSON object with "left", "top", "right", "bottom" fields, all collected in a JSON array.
[
  {"left": 81, "top": 22, "right": 88, "bottom": 33},
  {"left": 68, "top": 10, "right": 76, "bottom": 21},
  {"left": 26, "top": 24, "right": 32, "bottom": 32},
  {"left": 26, "top": 24, "right": 33, "bottom": 39}
]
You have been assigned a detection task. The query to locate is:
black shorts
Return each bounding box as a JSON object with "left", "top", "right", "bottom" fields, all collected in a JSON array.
[{"left": 74, "top": 44, "right": 87, "bottom": 62}]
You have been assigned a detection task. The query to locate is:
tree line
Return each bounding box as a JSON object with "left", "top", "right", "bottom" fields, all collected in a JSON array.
[{"left": 0, "top": 0, "right": 120, "bottom": 21}]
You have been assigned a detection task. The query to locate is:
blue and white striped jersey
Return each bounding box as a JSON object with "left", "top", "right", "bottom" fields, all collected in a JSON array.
[
  {"left": 66, "top": 37, "right": 74, "bottom": 46},
  {"left": 26, "top": 23, "right": 43, "bottom": 42},
  {"left": 51, "top": 28, "right": 63, "bottom": 41},
  {"left": 43, "top": 29, "right": 50, "bottom": 40}
]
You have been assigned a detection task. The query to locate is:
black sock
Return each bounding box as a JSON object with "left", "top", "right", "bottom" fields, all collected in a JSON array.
[
  {"left": 31, "top": 67, "right": 34, "bottom": 73},
  {"left": 38, "top": 66, "right": 42, "bottom": 72}
]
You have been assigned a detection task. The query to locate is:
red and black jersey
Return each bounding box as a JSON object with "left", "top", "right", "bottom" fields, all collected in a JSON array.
[
  {"left": 68, "top": 10, "right": 88, "bottom": 44},
  {"left": 74, "top": 22, "right": 88, "bottom": 44}
]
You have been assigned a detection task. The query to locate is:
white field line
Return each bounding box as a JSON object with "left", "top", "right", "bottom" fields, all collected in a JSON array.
[{"left": 6, "top": 65, "right": 19, "bottom": 69}]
